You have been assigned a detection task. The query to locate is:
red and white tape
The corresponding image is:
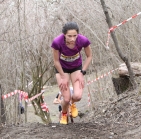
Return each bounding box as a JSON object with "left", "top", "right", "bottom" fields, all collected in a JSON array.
[
  {"left": 2, "top": 90, "right": 28, "bottom": 101},
  {"left": 2, "top": 90, "right": 44, "bottom": 103},
  {"left": 106, "top": 12, "right": 141, "bottom": 48},
  {"left": 86, "top": 68, "right": 118, "bottom": 106},
  {"left": 27, "top": 92, "right": 50, "bottom": 113},
  {"left": 41, "top": 102, "right": 49, "bottom": 113},
  {"left": 2, "top": 88, "right": 49, "bottom": 113},
  {"left": 27, "top": 90, "right": 45, "bottom": 102},
  {"left": 87, "top": 68, "right": 119, "bottom": 86},
  {"left": 88, "top": 92, "right": 90, "bottom": 107}
]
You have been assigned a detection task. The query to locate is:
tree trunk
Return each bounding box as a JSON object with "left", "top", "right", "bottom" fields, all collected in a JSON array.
[
  {"left": 0, "top": 85, "right": 1, "bottom": 124},
  {"left": 0, "top": 85, "right": 6, "bottom": 124},
  {"left": 100, "top": 0, "right": 137, "bottom": 89}
]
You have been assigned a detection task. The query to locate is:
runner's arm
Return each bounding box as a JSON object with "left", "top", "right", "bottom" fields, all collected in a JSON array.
[
  {"left": 52, "top": 49, "right": 65, "bottom": 77},
  {"left": 52, "top": 48, "right": 68, "bottom": 91},
  {"left": 57, "top": 94, "right": 62, "bottom": 104},
  {"left": 53, "top": 98, "right": 60, "bottom": 104},
  {"left": 82, "top": 45, "right": 92, "bottom": 71}
]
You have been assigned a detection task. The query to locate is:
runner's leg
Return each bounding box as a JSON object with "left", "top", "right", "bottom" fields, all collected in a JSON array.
[
  {"left": 56, "top": 73, "right": 71, "bottom": 113},
  {"left": 70, "top": 70, "right": 83, "bottom": 103},
  {"left": 69, "top": 70, "right": 83, "bottom": 118}
]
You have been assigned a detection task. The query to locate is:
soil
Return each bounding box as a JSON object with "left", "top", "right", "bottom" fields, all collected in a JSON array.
[{"left": 1, "top": 86, "right": 141, "bottom": 139}]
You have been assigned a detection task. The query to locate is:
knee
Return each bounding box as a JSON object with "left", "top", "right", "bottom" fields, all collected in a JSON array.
[
  {"left": 63, "top": 98, "right": 71, "bottom": 104},
  {"left": 72, "top": 95, "right": 82, "bottom": 102}
]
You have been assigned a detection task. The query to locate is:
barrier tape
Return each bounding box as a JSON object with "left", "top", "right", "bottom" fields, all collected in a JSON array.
[
  {"left": 86, "top": 68, "right": 118, "bottom": 106},
  {"left": 88, "top": 92, "right": 90, "bottom": 107},
  {"left": 87, "top": 68, "right": 119, "bottom": 86},
  {"left": 27, "top": 93, "right": 50, "bottom": 113},
  {"left": 2, "top": 90, "right": 45, "bottom": 102},
  {"left": 41, "top": 102, "right": 49, "bottom": 113},
  {"left": 2, "top": 89, "right": 49, "bottom": 113},
  {"left": 27, "top": 90, "right": 45, "bottom": 102},
  {"left": 2, "top": 90, "right": 28, "bottom": 101},
  {"left": 106, "top": 12, "right": 141, "bottom": 48}
]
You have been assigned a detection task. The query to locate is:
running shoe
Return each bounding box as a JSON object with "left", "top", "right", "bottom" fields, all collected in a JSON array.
[
  {"left": 70, "top": 103, "right": 78, "bottom": 118},
  {"left": 60, "top": 113, "right": 68, "bottom": 124}
]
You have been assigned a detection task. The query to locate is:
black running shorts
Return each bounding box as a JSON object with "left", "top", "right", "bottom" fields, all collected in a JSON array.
[
  {"left": 58, "top": 105, "right": 62, "bottom": 112},
  {"left": 55, "top": 65, "right": 82, "bottom": 74}
]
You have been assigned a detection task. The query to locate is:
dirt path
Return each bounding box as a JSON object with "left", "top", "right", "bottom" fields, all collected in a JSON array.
[
  {"left": 1, "top": 118, "right": 141, "bottom": 139},
  {"left": 25, "top": 85, "right": 89, "bottom": 124},
  {"left": 1, "top": 88, "right": 141, "bottom": 138}
]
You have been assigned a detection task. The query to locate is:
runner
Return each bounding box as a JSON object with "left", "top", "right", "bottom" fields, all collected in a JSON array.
[
  {"left": 19, "top": 93, "right": 24, "bottom": 114},
  {"left": 51, "top": 22, "right": 92, "bottom": 124}
]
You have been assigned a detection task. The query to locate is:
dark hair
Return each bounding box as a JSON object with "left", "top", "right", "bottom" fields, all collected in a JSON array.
[{"left": 62, "top": 22, "right": 79, "bottom": 34}]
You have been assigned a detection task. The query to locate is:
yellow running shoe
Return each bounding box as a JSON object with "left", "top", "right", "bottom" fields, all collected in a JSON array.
[
  {"left": 70, "top": 103, "right": 78, "bottom": 118},
  {"left": 60, "top": 113, "right": 68, "bottom": 125}
]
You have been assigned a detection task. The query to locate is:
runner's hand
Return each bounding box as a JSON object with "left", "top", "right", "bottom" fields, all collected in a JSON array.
[{"left": 59, "top": 75, "right": 68, "bottom": 91}]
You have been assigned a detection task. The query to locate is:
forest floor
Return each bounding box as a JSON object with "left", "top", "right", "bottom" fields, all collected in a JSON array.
[{"left": 1, "top": 85, "right": 141, "bottom": 139}]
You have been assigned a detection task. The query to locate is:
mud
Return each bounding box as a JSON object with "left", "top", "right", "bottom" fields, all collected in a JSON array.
[{"left": 1, "top": 89, "right": 141, "bottom": 139}]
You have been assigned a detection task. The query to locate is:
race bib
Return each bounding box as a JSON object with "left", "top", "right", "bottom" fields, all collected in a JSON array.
[{"left": 60, "top": 53, "right": 80, "bottom": 62}]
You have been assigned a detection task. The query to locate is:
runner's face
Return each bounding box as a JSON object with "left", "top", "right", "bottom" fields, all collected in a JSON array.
[{"left": 65, "top": 30, "right": 78, "bottom": 45}]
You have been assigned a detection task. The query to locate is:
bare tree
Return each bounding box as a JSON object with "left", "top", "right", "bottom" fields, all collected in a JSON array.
[
  {"left": 100, "top": 0, "right": 137, "bottom": 89},
  {"left": 0, "top": 0, "right": 141, "bottom": 123}
]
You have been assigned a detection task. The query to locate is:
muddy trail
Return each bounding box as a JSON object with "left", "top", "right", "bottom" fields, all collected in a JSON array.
[{"left": 1, "top": 90, "right": 141, "bottom": 139}]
